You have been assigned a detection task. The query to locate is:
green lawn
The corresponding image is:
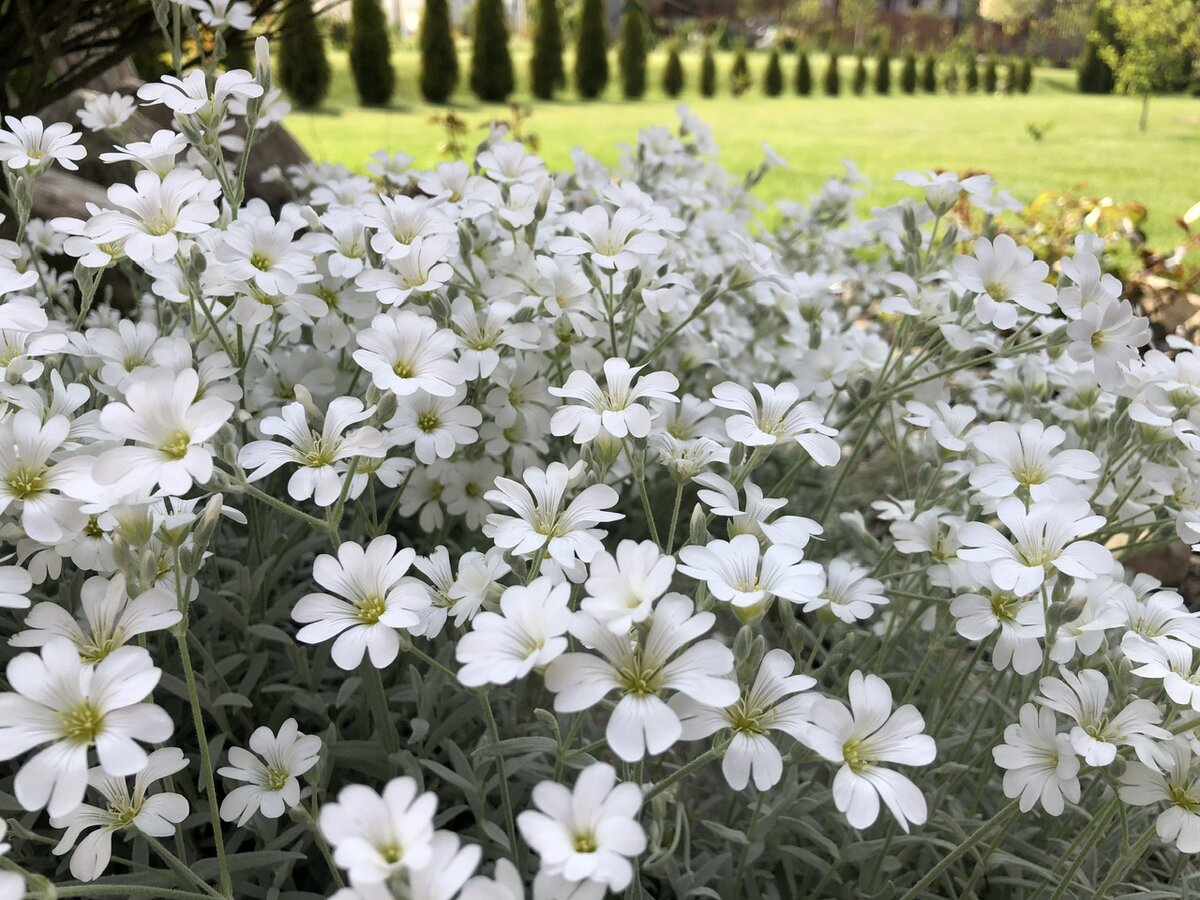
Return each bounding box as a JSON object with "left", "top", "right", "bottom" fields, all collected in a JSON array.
[{"left": 284, "top": 48, "right": 1200, "bottom": 249}]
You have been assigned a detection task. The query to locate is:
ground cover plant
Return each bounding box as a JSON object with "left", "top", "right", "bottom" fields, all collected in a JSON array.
[{"left": 0, "top": 8, "right": 1199, "bottom": 900}]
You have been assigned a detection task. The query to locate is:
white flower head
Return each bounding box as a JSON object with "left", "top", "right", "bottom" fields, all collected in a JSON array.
[
  {"left": 218, "top": 718, "right": 322, "bottom": 825},
  {"left": 456, "top": 576, "right": 571, "bottom": 687},
  {"left": 550, "top": 358, "right": 679, "bottom": 444},
  {"left": 710, "top": 381, "right": 840, "bottom": 466},
  {"left": 320, "top": 777, "right": 438, "bottom": 885}
]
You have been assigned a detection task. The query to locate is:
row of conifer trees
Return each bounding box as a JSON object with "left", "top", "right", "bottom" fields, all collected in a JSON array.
[{"left": 276, "top": 0, "right": 1033, "bottom": 109}]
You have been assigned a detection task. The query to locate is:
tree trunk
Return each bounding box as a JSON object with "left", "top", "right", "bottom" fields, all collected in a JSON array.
[{"left": 1139, "top": 93, "right": 1149, "bottom": 132}]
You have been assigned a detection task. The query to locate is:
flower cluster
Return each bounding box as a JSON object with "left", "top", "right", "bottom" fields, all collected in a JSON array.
[{"left": 0, "top": 23, "right": 1197, "bottom": 900}]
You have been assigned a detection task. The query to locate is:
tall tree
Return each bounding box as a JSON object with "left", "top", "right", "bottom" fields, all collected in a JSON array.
[
  {"left": 852, "top": 53, "right": 868, "bottom": 95},
  {"left": 839, "top": 0, "right": 876, "bottom": 51},
  {"left": 730, "top": 46, "right": 751, "bottom": 95},
  {"left": 617, "top": 2, "right": 649, "bottom": 99},
  {"left": 662, "top": 42, "right": 685, "bottom": 97},
  {"left": 873, "top": 50, "right": 891, "bottom": 94},
  {"left": 1101, "top": 0, "right": 1200, "bottom": 130},
  {"left": 1078, "top": 1, "right": 1118, "bottom": 94},
  {"left": 795, "top": 50, "right": 812, "bottom": 95},
  {"left": 530, "top": 0, "right": 565, "bottom": 100},
  {"left": 920, "top": 53, "right": 937, "bottom": 92},
  {"left": 349, "top": 0, "right": 394, "bottom": 107},
  {"left": 700, "top": 42, "right": 717, "bottom": 96},
  {"left": 470, "top": 0, "right": 514, "bottom": 102},
  {"left": 824, "top": 51, "right": 841, "bottom": 95},
  {"left": 574, "top": 0, "right": 609, "bottom": 99},
  {"left": 419, "top": 0, "right": 458, "bottom": 104},
  {"left": 763, "top": 47, "right": 784, "bottom": 96},
  {"left": 899, "top": 52, "right": 917, "bottom": 94},
  {"left": 983, "top": 54, "right": 998, "bottom": 92},
  {"left": 279, "top": 0, "right": 331, "bottom": 110}
]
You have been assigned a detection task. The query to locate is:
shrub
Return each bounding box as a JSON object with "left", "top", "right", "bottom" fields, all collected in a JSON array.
[
  {"left": 279, "top": 0, "right": 332, "bottom": 110},
  {"left": 1078, "top": 1, "right": 1118, "bottom": 94},
  {"left": 920, "top": 53, "right": 937, "bottom": 92},
  {"left": 795, "top": 50, "right": 812, "bottom": 95},
  {"left": 824, "top": 50, "right": 841, "bottom": 95},
  {"left": 662, "top": 42, "right": 685, "bottom": 97},
  {"left": 470, "top": 0, "right": 514, "bottom": 102},
  {"left": 418, "top": 0, "right": 458, "bottom": 104},
  {"left": 1003, "top": 58, "right": 1017, "bottom": 94},
  {"left": 617, "top": 2, "right": 649, "bottom": 100},
  {"left": 730, "top": 46, "right": 751, "bottom": 96},
  {"left": 1016, "top": 57, "right": 1033, "bottom": 93},
  {"left": 530, "top": 0, "right": 565, "bottom": 100},
  {"left": 983, "top": 54, "right": 998, "bottom": 92},
  {"left": 900, "top": 52, "right": 917, "bottom": 94},
  {"left": 574, "top": 0, "right": 609, "bottom": 100},
  {"left": 873, "top": 50, "right": 891, "bottom": 94},
  {"left": 764, "top": 47, "right": 784, "bottom": 96},
  {"left": 852, "top": 54, "right": 868, "bottom": 95},
  {"left": 965, "top": 56, "right": 979, "bottom": 92},
  {"left": 700, "top": 43, "right": 717, "bottom": 96},
  {"left": 348, "top": 0, "right": 394, "bottom": 106}
]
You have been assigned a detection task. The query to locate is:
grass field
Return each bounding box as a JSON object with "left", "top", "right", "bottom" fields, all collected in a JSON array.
[{"left": 284, "top": 47, "right": 1200, "bottom": 249}]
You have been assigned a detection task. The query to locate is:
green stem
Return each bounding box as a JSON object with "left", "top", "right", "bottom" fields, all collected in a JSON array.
[
  {"left": 294, "top": 803, "right": 344, "bottom": 889},
  {"left": 665, "top": 482, "right": 685, "bottom": 554},
  {"left": 643, "top": 741, "right": 728, "bottom": 802},
  {"left": 1090, "top": 827, "right": 1156, "bottom": 898},
  {"left": 173, "top": 625, "right": 232, "bottom": 898},
  {"left": 479, "top": 691, "right": 520, "bottom": 864},
  {"left": 143, "top": 835, "right": 224, "bottom": 899},
  {"left": 895, "top": 800, "right": 1020, "bottom": 900},
  {"left": 364, "top": 663, "right": 400, "bottom": 758}
]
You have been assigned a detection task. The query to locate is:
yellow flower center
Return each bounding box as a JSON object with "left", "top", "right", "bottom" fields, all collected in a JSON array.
[
  {"left": 61, "top": 701, "right": 105, "bottom": 745},
  {"left": 354, "top": 595, "right": 387, "bottom": 625},
  {"left": 161, "top": 431, "right": 191, "bottom": 460},
  {"left": 6, "top": 465, "right": 46, "bottom": 500}
]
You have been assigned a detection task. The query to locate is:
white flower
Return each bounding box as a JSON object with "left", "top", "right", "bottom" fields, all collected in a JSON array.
[
  {"left": 405, "top": 830, "right": 482, "bottom": 900},
  {"left": 10, "top": 574, "right": 179, "bottom": 661},
  {"left": 89, "top": 170, "right": 221, "bottom": 264},
  {"left": 903, "top": 400, "right": 977, "bottom": 452},
  {"left": 678, "top": 533, "right": 825, "bottom": 614},
  {"left": 1123, "top": 635, "right": 1200, "bottom": 711},
  {"left": 517, "top": 763, "right": 646, "bottom": 892},
  {"left": 801, "top": 671, "right": 935, "bottom": 831},
  {"left": 0, "top": 639, "right": 172, "bottom": 816},
  {"left": 0, "top": 411, "right": 84, "bottom": 544},
  {"left": 673, "top": 649, "right": 816, "bottom": 790},
  {"left": 137, "top": 69, "right": 263, "bottom": 120},
  {"left": 320, "top": 777, "right": 438, "bottom": 885},
  {"left": 0, "top": 115, "right": 86, "bottom": 172},
  {"left": 1065, "top": 299, "right": 1150, "bottom": 388},
  {"left": 484, "top": 461, "right": 622, "bottom": 568},
  {"left": 93, "top": 368, "right": 234, "bottom": 496},
  {"left": 954, "top": 234, "right": 1056, "bottom": 329},
  {"left": 388, "top": 386, "right": 482, "bottom": 465},
  {"left": 99, "top": 129, "right": 187, "bottom": 176},
  {"left": 0, "top": 563, "right": 32, "bottom": 608},
  {"left": 354, "top": 310, "right": 465, "bottom": 398},
  {"left": 456, "top": 577, "right": 571, "bottom": 687},
  {"left": 992, "top": 703, "right": 1081, "bottom": 815},
  {"left": 238, "top": 396, "right": 384, "bottom": 507},
  {"left": 806, "top": 558, "right": 888, "bottom": 623},
  {"left": 1036, "top": 667, "right": 1168, "bottom": 768},
  {"left": 292, "top": 536, "right": 432, "bottom": 670},
  {"left": 545, "top": 594, "right": 738, "bottom": 761},
  {"left": 549, "top": 357, "right": 679, "bottom": 444},
  {"left": 550, "top": 206, "right": 668, "bottom": 272},
  {"left": 77, "top": 92, "right": 136, "bottom": 132},
  {"left": 218, "top": 718, "right": 322, "bottom": 825},
  {"left": 968, "top": 420, "right": 1100, "bottom": 500},
  {"left": 1119, "top": 737, "right": 1200, "bottom": 854},
  {"left": 49, "top": 747, "right": 188, "bottom": 882},
  {"left": 950, "top": 575, "right": 1045, "bottom": 675},
  {"left": 956, "top": 497, "right": 1111, "bottom": 594},
  {"left": 581, "top": 539, "right": 675, "bottom": 633},
  {"left": 185, "top": 0, "right": 255, "bottom": 30},
  {"left": 710, "top": 381, "right": 840, "bottom": 465}
]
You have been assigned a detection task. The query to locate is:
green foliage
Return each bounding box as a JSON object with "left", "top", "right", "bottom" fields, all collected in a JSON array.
[
  {"left": 900, "top": 52, "right": 917, "bottom": 93},
  {"left": 530, "top": 0, "right": 565, "bottom": 100},
  {"left": 965, "top": 56, "right": 980, "bottom": 92},
  {"left": 983, "top": 55, "right": 998, "bottom": 92},
  {"left": 795, "top": 50, "right": 812, "bottom": 95},
  {"left": 1004, "top": 58, "right": 1017, "bottom": 93},
  {"left": 1078, "top": 0, "right": 1118, "bottom": 94},
  {"left": 731, "top": 46, "right": 751, "bottom": 96},
  {"left": 574, "top": 0, "right": 609, "bottom": 100},
  {"left": 617, "top": 3, "right": 649, "bottom": 99},
  {"left": 873, "top": 50, "right": 891, "bottom": 94},
  {"left": 764, "top": 47, "right": 784, "bottom": 96},
  {"left": 700, "top": 43, "right": 716, "bottom": 97},
  {"left": 824, "top": 51, "right": 841, "bottom": 95},
  {"left": 470, "top": 0, "right": 514, "bottom": 102},
  {"left": 661, "top": 43, "right": 684, "bottom": 97},
  {"left": 852, "top": 54, "right": 868, "bottom": 95},
  {"left": 348, "top": 0, "right": 395, "bottom": 107},
  {"left": 1101, "top": 0, "right": 1200, "bottom": 116},
  {"left": 920, "top": 53, "right": 937, "bottom": 92},
  {"left": 1016, "top": 57, "right": 1033, "bottom": 93},
  {"left": 280, "top": 0, "right": 332, "bottom": 110},
  {"left": 418, "top": 0, "right": 458, "bottom": 104}
]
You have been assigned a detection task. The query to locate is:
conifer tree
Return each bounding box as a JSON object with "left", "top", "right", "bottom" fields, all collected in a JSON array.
[
  {"left": 730, "top": 46, "right": 751, "bottom": 95},
  {"left": 852, "top": 53, "right": 868, "bottom": 95},
  {"left": 764, "top": 47, "right": 784, "bottom": 96},
  {"left": 617, "top": 2, "right": 648, "bottom": 99},
  {"left": 965, "top": 56, "right": 979, "bottom": 92},
  {"left": 349, "top": 0, "right": 395, "bottom": 107},
  {"left": 470, "top": 0, "right": 514, "bottom": 102},
  {"left": 983, "top": 54, "right": 998, "bottom": 92},
  {"left": 574, "top": 0, "right": 609, "bottom": 99},
  {"left": 920, "top": 53, "right": 937, "bottom": 92},
  {"left": 1078, "top": 1, "right": 1118, "bottom": 94},
  {"left": 418, "top": 0, "right": 458, "bottom": 104},
  {"left": 874, "top": 50, "right": 891, "bottom": 94},
  {"left": 824, "top": 51, "right": 841, "bottom": 95},
  {"left": 795, "top": 50, "right": 812, "bottom": 95},
  {"left": 662, "top": 42, "right": 685, "bottom": 97},
  {"left": 280, "top": 0, "right": 331, "bottom": 109},
  {"left": 530, "top": 0, "right": 565, "bottom": 100},
  {"left": 899, "top": 52, "right": 917, "bottom": 94},
  {"left": 700, "top": 43, "right": 717, "bottom": 96}
]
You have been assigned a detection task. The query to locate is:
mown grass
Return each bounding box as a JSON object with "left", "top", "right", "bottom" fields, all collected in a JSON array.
[{"left": 283, "top": 47, "right": 1200, "bottom": 249}]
